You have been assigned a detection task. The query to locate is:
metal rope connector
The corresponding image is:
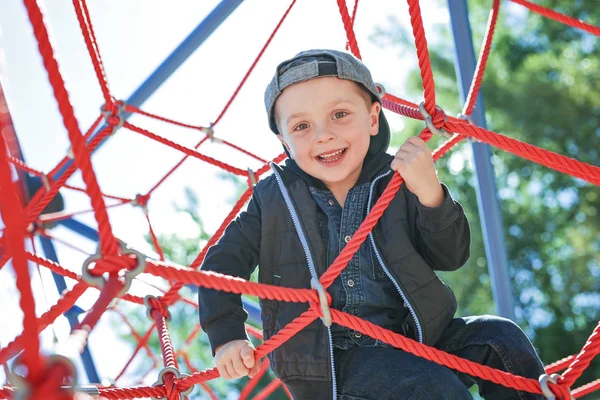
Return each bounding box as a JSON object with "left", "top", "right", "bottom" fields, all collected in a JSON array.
[
  {"left": 247, "top": 168, "right": 257, "bottom": 187},
  {"left": 311, "top": 278, "right": 332, "bottom": 327},
  {"left": 375, "top": 82, "right": 386, "bottom": 97},
  {"left": 418, "top": 102, "right": 453, "bottom": 139},
  {"left": 100, "top": 100, "right": 125, "bottom": 134},
  {"left": 456, "top": 113, "right": 475, "bottom": 125},
  {"left": 201, "top": 123, "right": 221, "bottom": 143},
  {"left": 539, "top": 373, "right": 574, "bottom": 400},
  {"left": 10, "top": 355, "right": 78, "bottom": 400},
  {"left": 81, "top": 239, "right": 147, "bottom": 297},
  {"left": 151, "top": 366, "right": 193, "bottom": 400},
  {"left": 144, "top": 294, "right": 172, "bottom": 322}
]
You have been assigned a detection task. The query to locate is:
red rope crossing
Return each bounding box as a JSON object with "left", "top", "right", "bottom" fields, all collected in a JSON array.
[{"left": 1, "top": 0, "right": 599, "bottom": 399}]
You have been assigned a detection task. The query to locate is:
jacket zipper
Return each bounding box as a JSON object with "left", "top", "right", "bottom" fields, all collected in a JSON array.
[
  {"left": 270, "top": 164, "right": 338, "bottom": 400},
  {"left": 367, "top": 171, "right": 424, "bottom": 343}
]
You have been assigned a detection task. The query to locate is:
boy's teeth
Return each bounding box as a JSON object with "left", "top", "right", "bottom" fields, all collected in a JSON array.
[{"left": 320, "top": 149, "right": 343, "bottom": 159}]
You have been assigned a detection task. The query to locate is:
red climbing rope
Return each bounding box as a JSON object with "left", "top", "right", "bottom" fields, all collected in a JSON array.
[
  {"left": 510, "top": 0, "right": 600, "bottom": 37},
  {"left": 23, "top": 0, "right": 120, "bottom": 259},
  {"left": 72, "top": 0, "right": 112, "bottom": 104},
  {"left": 0, "top": 105, "right": 43, "bottom": 381},
  {"left": 1, "top": 0, "right": 599, "bottom": 399}
]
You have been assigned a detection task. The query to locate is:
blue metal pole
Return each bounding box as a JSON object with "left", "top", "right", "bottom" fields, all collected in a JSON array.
[
  {"left": 58, "top": 218, "right": 263, "bottom": 324},
  {"left": 54, "top": 0, "right": 244, "bottom": 180},
  {"left": 58, "top": 218, "right": 100, "bottom": 242},
  {"left": 38, "top": 236, "right": 101, "bottom": 383},
  {"left": 447, "top": 0, "right": 515, "bottom": 320}
]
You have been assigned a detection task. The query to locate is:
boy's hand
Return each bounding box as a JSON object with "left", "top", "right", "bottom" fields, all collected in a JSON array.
[
  {"left": 215, "top": 340, "right": 261, "bottom": 380},
  {"left": 391, "top": 136, "right": 444, "bottom": 208}
]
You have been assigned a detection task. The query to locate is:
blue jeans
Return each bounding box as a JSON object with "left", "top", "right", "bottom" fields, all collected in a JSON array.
[{"left": 334, "top": 315, "right": 545, "bottom": 400}]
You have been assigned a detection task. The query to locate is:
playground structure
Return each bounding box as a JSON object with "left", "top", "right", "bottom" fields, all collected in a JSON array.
[{"left": 0, "top": 0, "right": 599, "bottom": 399}]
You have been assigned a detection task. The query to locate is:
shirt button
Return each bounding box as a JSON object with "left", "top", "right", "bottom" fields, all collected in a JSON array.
[
  {"left": 354, "top": 332, "right": 362, "bottom": 338},
  {"left": 347, "top": 279, "right": 354, "bottom": 287},
  {"left": 344, "top": 235, "right": 352, "bottom": 243},
  {"left": 328, "top": 199, "right": 335, "bottom": 206}
]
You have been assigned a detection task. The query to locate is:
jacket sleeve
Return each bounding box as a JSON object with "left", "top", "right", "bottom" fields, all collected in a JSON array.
[
  {"left": 405, "top": 183, "right": 471, "bottom": 271},
  {"left": 197, "top": 193, "right": 261, "bottom": 355}
]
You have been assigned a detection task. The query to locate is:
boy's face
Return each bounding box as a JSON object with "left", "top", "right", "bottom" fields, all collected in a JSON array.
[{"left": 275, "top": 77, "right": 380, "bottom": 191}]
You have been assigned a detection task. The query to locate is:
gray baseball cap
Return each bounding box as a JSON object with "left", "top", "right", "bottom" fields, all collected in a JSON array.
[{"left": 264, "top": 49, "right": 390, "bottom": 154}]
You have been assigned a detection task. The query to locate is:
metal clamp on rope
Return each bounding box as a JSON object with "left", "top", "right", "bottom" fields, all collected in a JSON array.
[
  {"left": 375, "top": 83, "right": 386, "bottom": 97},
  {"left": 311, "top": 278, "right": 332, "bottom": 327},
  {"left": 457, "top": 113, "right": 475, "bottom": 125},
  {"left": 81, "top": 239, "right": 147, "bottom": 297},
  {"left": 10, "top": 355, "right": 78, "bottom": 400},
  {"left": 201, "top": 123, "right": 221, "bottom": 143},
  {"left": 144, "top": 294, "right": 172, "bottom": 322},
  {"left": 418, "top": 102, "right": 453, "bottom": 139},
  {"left": 247, "top": 168, "right": 257, "bottom": 186},
  {"left": 539, "top": 373, "right": 574, "bottom": 400},
  {"left": 60, "top": 386, "right": 100, "bottom": 398},
  {"left": 100, "top": 100, "right": 125, "bottom": 133},
  {"left": 151, "top": 366, "right": 194, "bottom": 400}
]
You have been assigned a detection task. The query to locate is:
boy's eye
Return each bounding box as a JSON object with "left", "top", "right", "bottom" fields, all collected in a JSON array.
[
  {"left": 294, "top": 123, "right": 309, "bottom": 131},
  {"left": 333, "top": 111, "right": 347, "bottom": 119}
]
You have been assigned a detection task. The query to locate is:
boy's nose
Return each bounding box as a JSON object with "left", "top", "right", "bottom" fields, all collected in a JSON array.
[{"left": 315, "top": 125, "right": 336, "bottom": 143}]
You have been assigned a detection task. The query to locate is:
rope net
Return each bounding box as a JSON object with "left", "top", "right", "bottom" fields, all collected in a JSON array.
[{"left": 0, "top": 0, "right": 599, "bottom": 398}]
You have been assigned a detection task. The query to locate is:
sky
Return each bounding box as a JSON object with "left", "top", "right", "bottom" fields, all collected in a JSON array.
[{"left": 0, "top": 0, "right": 457, "bottom": 391}]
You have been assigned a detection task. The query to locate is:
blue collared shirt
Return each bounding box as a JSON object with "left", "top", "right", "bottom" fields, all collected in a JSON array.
[{"left": 310, "top": 183, "right": 408, "bottom": 350}]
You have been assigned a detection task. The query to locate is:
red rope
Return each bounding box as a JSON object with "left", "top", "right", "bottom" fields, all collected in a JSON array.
[
  {"left": 545, "top": 355, "right": 575, "bottom": 374},
  {"left": 445, "top": 120, "right": 600, "bottom": 186},
  {"left": 510, "top": 0, "right": 600, "bottom": 37},
  {"left": 239, "top": 358, "right": 271, "bottom": 400},
  {"left": 337, "top": 0, "right": 362, "bottom": 59},
  {"left": 38, "top": 201, "right": 130, "bottom": 224},
  {"left": 143, "top": 210, "right": 165, "bottom": 261},
  {"left": 0, "top": 107, "right": 42, "bottom": 380},
  {"left": 8, "top": 155, "right": 131, "bottom": 202},
  {"left": 345, "top": 0, "right": 360, "bottom": 51},
  {"left": 24, "top": 251, "right": 144, "bottom": 305},
  {"left": 559, "top": 320, "right": 600, "bottom": 387},
  {"left": 573, "top": 378, "right": 600, "bottom": 398},
  {"left": 213, "top": 0, "right": 298, "bottom": 126},
  {"left": 124, "top": 122, "right": 248, "bottom": 177},
  {"left": 146, "top": 136, "right": 210, "bottom": 196},
  {"left": 113, "top": 324, "right": 157, "bottom": 383},
  {"left": 406, "top": 0, "right": 437, "bottom": 116},
  {"left": 72, "top": 0, "right": 112, "bottom": 103},
  {"left": 462, "top": 0, "right": 500, "bottom": 116},
  {"left": 23, "top": 0, "right": 119, "bottom": 258},
  {"left": 0, "top": 282, "right": 86, "bottom": 365},
  {"left": 250, "top": 378, "right": 283, "bottom": 400},
  {"left": 122, "top": 104, "right": 267, "bottom": 163},
  {"left": 329, "top": 309, "right": 545, "bottom": 395}
]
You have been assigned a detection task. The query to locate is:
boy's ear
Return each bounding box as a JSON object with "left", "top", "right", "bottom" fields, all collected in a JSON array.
[
  {"left": 277, "top": 134, "right": 293, "bottom": 158},
  {"left": 370, "top": 102, "right": 381, "bottom": 136}
]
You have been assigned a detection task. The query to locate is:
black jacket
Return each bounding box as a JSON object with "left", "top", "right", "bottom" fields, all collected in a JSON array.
[{"left": 198, "top": 152, "right": 470, "bottom": 399}]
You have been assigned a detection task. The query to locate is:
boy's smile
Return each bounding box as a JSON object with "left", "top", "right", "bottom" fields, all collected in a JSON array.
[{"left": 275, "top": 77, "right": 380, "bottom": 205}]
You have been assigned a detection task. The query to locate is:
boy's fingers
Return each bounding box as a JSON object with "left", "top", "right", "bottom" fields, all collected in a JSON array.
[
  {"left": 240, "top": 346, "right": 256, "bottom": 369},
  {"left": 226, "top": 359, "right": 241, "bottom": 379},
  {"left": 232, "top": 354, "right": 249, "bottom": 377},
  {"left": 248, "top": 359, "right": 262, "bottom": 378},
  {"left": 217, "top": 360, "right": 231, "bottom": 380}
]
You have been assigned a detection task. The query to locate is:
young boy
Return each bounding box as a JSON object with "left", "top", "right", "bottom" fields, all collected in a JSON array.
[{"left": 198, "top": 49, "right": 545, "bottom": 399}]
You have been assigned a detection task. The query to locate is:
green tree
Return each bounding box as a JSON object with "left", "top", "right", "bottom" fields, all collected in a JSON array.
[{"left": 372, "top": 0, "right": 599, "bottom": 395}]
